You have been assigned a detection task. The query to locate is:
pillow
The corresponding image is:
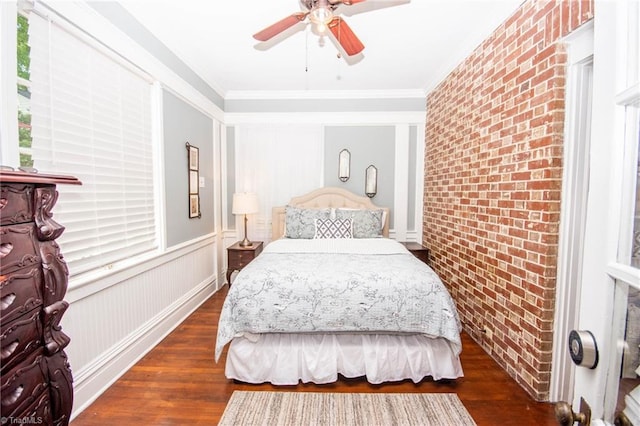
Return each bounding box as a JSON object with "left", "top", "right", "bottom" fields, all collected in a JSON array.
[
  {"left": 314, "top": 218, "right": 353, "bottom": 239},
  {"left": 284, "top": 206, "right": 331, "bottom": 238},
  {"left": 335, "top": 208, "right": 384, "bottom": 238}
]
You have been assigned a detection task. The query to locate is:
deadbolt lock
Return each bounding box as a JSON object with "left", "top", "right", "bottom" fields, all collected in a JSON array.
[{"left": 568, "top": 330, "right": 599, "bottom": 369}]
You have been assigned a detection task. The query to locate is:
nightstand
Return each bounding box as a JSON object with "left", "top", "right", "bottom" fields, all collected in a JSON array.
[
  {"left": 401, "top": 242, "right": 430, "bottom": 265},
  {"left": 227, "top": 241, "right": 263, "bottom": 285}
]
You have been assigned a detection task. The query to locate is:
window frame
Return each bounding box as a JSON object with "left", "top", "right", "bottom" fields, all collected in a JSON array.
[
  {"left": 1, "top": 0, "right": 223, "bottom": 293},
  {"left": 3, "top": 1, "right": 167, "bottom": 287}
]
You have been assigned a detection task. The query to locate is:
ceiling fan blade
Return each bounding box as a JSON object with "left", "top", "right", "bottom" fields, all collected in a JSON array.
[
  {"left": 327, "top": 17, "right": 364, "bottom": 56},
  {"left": 328, "top": 0, "right": 367, "bottom": 4},
  {"left": 253, "top": 12, "right": 308, "bottom": 41}
]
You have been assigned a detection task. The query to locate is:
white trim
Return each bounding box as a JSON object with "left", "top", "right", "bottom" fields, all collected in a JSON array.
[
  {"left": 415, "top": 121, "right": 426, "bottom": 243},
  {"left": 319, "top": 124, "right": 326, "bottom": 184},
  {"left": 70, "top": 277, "right": 214, "bottom": 421},
  {"left": 220, "top": 124, "right": 230, "bottom": 233},
  {"left": 225, "top": 111, "right": 426, "bottom": 125},
  {"left": 550, "top": 20, "right": 594, "bottom": 403},
  {"left": 224, "top": 89, "right": 427, "bottom": 100},
  {"left": 0, "top": 1, "right": 19, "bottom": 167},
  {"left": 606, "top": 263, "right": 640, "bottom": 290},
  {"left": 394, "top": 125, "right": 410, "bottom": 242},
  {"left": 212, "top": 119, "right": 223, "bottom": 289},
  {"left": 402, "top": 230, "right": 420, "bottom": 244},
  {"left": 151, "top": 81, "right": 167, "bottom": 251},
  {"left": 67, "top": 233, "right": 216, "bottom": 303},
  {"left": 615, "top": 82, "right": 640, "bottom": 106},
  {"left": 572, "top": 0, "right": 631, "bottom": 419},
  {"left": 601, "top": 0, "right": 640, "bottom": 418}
]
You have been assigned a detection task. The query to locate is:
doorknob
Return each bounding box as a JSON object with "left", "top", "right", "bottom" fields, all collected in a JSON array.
[
  {"left": 555, "top": 398, "right": 592, "bottom": 426},
  {"left": 614, "top": 411, "right": 632, "bottom": 426}
]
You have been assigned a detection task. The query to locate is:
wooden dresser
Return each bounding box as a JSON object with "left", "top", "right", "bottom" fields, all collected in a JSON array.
[{"left": 1, "top": 170, "right": 80, "bottom": 426}]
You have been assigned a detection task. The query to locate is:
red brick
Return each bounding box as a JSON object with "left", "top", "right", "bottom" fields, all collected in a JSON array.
[
  {"left": 423, "top": 0, "right": 593, "bottom": 399},
  {"left": 423, "top": 0, "right": 593, "bottom": 402}
]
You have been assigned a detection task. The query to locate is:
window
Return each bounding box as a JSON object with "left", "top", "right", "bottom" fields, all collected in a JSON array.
[
  {"left": 17, "top": 13, "right": 32, "bottom": 167},
  {"left": 22, "top": 7, "right": 158, "bottom": 276}
]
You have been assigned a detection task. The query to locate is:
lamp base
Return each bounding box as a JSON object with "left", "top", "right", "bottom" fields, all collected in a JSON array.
[{"left": 240, "top": 214, "right": 253, "bottom": 247}]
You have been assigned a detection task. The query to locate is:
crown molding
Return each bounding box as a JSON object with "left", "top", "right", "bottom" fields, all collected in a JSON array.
[
  {"left": 225, "top": 110, "right": 426, "bottom": 125},
  {"left": 224, "top": 88, "right": 427, "bottom": 101}
]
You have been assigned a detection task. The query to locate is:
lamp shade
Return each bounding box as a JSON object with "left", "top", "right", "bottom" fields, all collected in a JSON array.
[{"left": 232, "top": 192, "right": 259, "bottom": 215}]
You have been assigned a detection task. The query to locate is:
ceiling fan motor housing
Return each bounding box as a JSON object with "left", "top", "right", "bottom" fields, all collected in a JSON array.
[{"left": 301, "top": 0, "right": 339, "bottom": 12}]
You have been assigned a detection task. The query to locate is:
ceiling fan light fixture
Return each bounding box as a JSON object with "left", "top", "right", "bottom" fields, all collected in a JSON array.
[{"left": 309, "top": 6, "right": 333, "bottom": 33}]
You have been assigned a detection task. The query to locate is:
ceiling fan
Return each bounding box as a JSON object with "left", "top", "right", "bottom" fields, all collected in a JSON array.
[{"left": 253, "top": 0, "right": 368, "bottom": 57}]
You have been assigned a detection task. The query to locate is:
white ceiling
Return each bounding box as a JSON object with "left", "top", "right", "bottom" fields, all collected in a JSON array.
[{"left": 116, "top": 0, "right": 523, "bottom": 99}]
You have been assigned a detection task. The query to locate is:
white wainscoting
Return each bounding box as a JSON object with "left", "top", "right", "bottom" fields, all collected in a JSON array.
[{"left": 64, "top": 234, "right": 222, "bottom": 420}]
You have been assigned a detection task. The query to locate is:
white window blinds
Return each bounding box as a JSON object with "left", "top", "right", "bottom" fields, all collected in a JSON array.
[{"left": 28, "top": 13, "right": 157, "bottom": 276}]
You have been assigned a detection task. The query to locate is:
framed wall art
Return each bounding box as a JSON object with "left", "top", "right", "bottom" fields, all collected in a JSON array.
[{"left": 186, "top": 142, "right": 201, "bottom": 218}]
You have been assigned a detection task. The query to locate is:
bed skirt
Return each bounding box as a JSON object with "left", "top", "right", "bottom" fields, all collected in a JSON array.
[{"left": 225, "top": 333, "right": 463, "bottom": 385}]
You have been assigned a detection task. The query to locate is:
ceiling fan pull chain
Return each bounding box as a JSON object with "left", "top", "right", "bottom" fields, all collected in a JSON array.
[{"left": 305, "top": 25, "right": 309, "bottom": 73}]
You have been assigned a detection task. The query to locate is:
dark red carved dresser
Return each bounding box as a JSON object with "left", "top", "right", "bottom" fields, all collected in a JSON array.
[{"left": 1, "top": 170, "right": 80, "bottom": 425}]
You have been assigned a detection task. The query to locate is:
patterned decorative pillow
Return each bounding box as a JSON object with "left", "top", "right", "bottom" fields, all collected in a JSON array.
[
  {"left": 314, "top": 218, "right": 353, "bottom": 239},
  {"left": 335, "top": 208, "right": 384, "bottom": 238},
  {"left": 284, "top": 206, "right": 331, "bottom": 238}
]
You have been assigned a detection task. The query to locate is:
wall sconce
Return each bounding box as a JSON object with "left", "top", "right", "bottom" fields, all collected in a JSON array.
[
  {"left": 365, "top": 165, "right": 377, "bottom": 198},
  {"left": 338, "top": 149, "right": 350, "bottom": 182}
]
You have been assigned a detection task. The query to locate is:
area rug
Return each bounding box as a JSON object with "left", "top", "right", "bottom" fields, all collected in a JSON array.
[{"left": 218, "top": 391, "right": 477, "bottom": 426}]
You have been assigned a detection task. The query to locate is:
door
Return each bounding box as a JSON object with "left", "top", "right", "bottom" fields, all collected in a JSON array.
[{"left": 556, "top": 0, "right": 640, "bottom": 424}]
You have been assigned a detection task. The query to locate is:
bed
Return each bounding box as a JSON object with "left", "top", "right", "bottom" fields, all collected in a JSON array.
[{"left": 215, "top": 187, "right": 463, "bottom": 385}]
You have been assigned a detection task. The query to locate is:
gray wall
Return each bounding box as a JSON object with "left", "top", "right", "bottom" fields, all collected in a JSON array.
[
  {"left": 324, "top": 126, "right": 396, "bottom": 226},
  {"left": 163, "top": 90, "right": 214, "bottom": 247}
]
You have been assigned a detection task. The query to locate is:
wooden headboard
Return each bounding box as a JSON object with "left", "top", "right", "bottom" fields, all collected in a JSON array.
[{"left": 272, "top": 187, "right": 390, "bottom": 239}]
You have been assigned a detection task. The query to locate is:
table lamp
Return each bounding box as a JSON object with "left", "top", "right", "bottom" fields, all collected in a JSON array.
[{"left": 232, "top": 192, "right": 259, "bottom": 247}]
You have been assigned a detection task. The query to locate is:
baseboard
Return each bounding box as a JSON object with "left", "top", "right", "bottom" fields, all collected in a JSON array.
[{"left": 70, "top": 278, "right": 216, "bottom": 420}]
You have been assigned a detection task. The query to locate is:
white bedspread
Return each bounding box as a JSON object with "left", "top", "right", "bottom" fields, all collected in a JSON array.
[{"left": 215, "top": 238, "right": 462, "bottom": 361}]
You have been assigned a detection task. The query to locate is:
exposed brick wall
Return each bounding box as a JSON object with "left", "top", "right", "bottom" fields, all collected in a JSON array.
[{"left": 423, "top": 0, "right": 593, "bottom": 401}]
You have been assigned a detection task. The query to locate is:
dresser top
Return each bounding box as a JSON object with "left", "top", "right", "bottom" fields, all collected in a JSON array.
[{"left": 0, "top": 170, "right": 81, "bottom": 185}]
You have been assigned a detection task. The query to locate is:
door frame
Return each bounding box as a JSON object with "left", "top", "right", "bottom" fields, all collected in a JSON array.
[
  {"left": 554, "top": 0, "right": 640, "bottom": 421},
  {"left": 550, "top": 20, "right": 594, "bottom": 403}
]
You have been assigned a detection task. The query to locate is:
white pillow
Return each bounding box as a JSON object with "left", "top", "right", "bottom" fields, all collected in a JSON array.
[{"left": 314, "top": 218, "right": 353, "bottom": 239}]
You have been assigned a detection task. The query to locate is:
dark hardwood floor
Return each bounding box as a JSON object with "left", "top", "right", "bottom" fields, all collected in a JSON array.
[{"left": 71, "top": 285, "right": 558, "bottom": 425}]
